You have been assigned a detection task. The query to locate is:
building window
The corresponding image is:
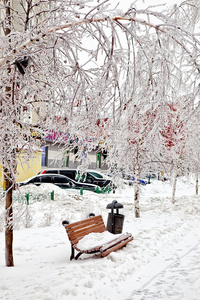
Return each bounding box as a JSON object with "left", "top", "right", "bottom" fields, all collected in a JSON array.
[
  {"left": 96, "top": 153, "right": 101, "bottom": 168},
  {"left": 41, "top": 147, "right": 48, "bottom": 166}
]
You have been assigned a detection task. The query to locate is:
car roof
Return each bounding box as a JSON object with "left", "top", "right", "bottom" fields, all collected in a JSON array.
[
  {"left": 22, "top": 173, "right": 101, "bottom": 188},
  {"left": 43, "top": 169, "right": 77, "bottom": 171},
  {"left": 26, "top": 173, "right": 71, "bottom": 181}
]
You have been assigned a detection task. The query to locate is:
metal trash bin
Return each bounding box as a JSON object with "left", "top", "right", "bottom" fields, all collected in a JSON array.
[{"left": 106, "top": 200, "right": 124, "bottom": 234}]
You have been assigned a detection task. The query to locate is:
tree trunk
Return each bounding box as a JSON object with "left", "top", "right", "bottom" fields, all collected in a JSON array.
[
  {"left": 4, "top": 168, "right": 14, "bottom": 267},
  {"left": 3, "top": 0, "right": 14, "bottom": 267},
  {"left": 172, "top": 164, "right": 178, "bottom": 204},
  {"left": 196, "top": 172, "right": 198, "bottom": 195},
  {"left": 4, "top": 77, "right": 14, "bottom": 267},
  {"left": 134, "top": 138, "right": 143, "bottom": 218},
  {"left": 172, "top": 140, "right": 187, "bottom": 204},
  {"left": 134, "top": 183, "right": 140, "bottom": 218}
]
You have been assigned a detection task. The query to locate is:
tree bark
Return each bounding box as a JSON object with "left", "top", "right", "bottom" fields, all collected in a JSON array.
[
  {"left": 172, "top": 164, "right": 178, "bottom": 204},
  {"left": 134, "top": 138, "right": 143, "bottom": 218},
  {"left": 3, "top": 1, "right": 14, "bottom": 266},
  {"left": 172, "top": 138, "right": 187, "bottom": 204},
  {"left": 134, "top": 184, "right": 140, "bottom": 218},
  {"left": 4, "top": 168, "right": 14, "bottom": 267},
  {"left": 196, "top": 172, "right": 198, "bottom": 195}
]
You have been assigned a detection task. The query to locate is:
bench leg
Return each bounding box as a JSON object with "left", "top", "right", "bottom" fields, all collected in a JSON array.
[
  {"left": 75, "top": 251, "right": 83, "bottom": 260},
  {"left": 75, "top": 249, "right": 101, "bottom": 260},
  {"left": 70, "top": 246, "right": 75, "bottom": 260}
]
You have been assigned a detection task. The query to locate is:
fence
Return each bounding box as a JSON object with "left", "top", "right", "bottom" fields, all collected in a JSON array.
[{"left": 0, "top": 190, "right": 54, "bottom": 205}]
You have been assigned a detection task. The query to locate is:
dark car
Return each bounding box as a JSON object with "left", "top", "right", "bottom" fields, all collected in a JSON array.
[
  {"left": 19, "top": 174, "right": 101, "bottom": 193},
  {"left": 40, "top": 169, "right": 112, "bottom": 188}
]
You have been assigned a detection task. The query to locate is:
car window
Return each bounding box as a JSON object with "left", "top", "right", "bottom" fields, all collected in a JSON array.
[
  {"left": 76, "top": 172, "right": 93, "bottom": 182},
  {"left": 75, "top": 172, "right": 85, "bottom": 181},
  {"left": 88, "top": 172, "right": 103, "bottom": 179},
  {"left": 54, "top": 176, "right": 69, "bottom": 183},
  {"left": 86, "top": 174, "right": 94, "bottom": 182},
  {"left": 40, "top": 176, "right": 53, "bottom": 183},
  {"left": 29, "top": 177, "right": 41, "bottom": 183},
  {"left": 61, "top": 171, "right": 76, "bottom": 180}
]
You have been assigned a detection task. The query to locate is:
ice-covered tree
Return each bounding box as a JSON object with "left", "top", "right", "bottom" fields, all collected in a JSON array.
[
  {"left": 104, "top": 0, "right": 200, "bottom": 213},
  {"left": 1, "top": 0, "right": 200, "bottom": 266}
]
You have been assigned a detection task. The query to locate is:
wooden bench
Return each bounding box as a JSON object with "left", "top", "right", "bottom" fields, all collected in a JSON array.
[{"left": 62, "top": 215, "right": 133, "bottom": 260}]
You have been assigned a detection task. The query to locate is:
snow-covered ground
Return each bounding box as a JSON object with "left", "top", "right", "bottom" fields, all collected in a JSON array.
[{"left": 0, "top": 176, "right": 200, "bottom": 300}]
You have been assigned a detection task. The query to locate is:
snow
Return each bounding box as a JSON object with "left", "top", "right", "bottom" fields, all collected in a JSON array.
[
  {"left": 77, "top": 231, "right": 120, "bottom": 251},
  {"left": 0, "top": 176, "right": 200, "bottom": 300}
]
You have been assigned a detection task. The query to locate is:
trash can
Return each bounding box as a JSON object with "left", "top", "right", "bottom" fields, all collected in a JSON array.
[{"left": 106, "top": 200, "right": 124, "bottom": 234}]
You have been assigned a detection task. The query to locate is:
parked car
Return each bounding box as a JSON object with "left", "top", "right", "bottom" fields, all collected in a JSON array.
[
  {"left": 122, "top": 174, "right": 147, "bottom": 186},
  {"left": 19, "top": 174, "right": 102, "bottom": 193},
  {"left": 40, "top": 169, "right": 112, "bottom": 188},
  {"left": 145, "top": 173, "right": 168, "bottom": 183},
  {"left": 145, "top": 173, "right": 157, "bottom": 184}
]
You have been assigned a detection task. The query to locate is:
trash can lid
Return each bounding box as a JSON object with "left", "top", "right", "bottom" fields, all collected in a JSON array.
[{"left": 106, "top": 201, "right": 123, "bottom": 209}]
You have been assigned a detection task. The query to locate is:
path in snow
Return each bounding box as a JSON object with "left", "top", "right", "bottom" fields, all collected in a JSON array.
[{"left": 126, "top": 241, "right": 200, "bottom": 300}]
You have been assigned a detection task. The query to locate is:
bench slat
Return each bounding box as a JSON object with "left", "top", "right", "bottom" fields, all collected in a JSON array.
[
  {"left": 65, "top": 216, "right": 106, "bottom": 244},
  {"left": 101, "top": 236, "right": 134, "bottom": 257},
  {"left": 100, "top": 233, "right": 133, "bottom": 252},
  {"left": 73, "top": 243, "right": 102, "bottom": 253},
  {"left": 66, "top": 215, "right": 104, "bottom": 232},
  {"left": 67, "top": 221, "right": 106, "bottom": 236},
  {"left": 69, "top": 224, "right": 107, "bottom": 245}
]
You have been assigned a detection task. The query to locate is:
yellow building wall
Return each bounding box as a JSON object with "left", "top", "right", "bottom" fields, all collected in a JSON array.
[
  {"left": 0, "top": 167, "right": 4, "bottom": 189},
  {"left": 0, "top": 151, "right": 42, "bottom": 188},
  {"left": 16, "top": 151, "right": 42, "bottom": 181}
]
